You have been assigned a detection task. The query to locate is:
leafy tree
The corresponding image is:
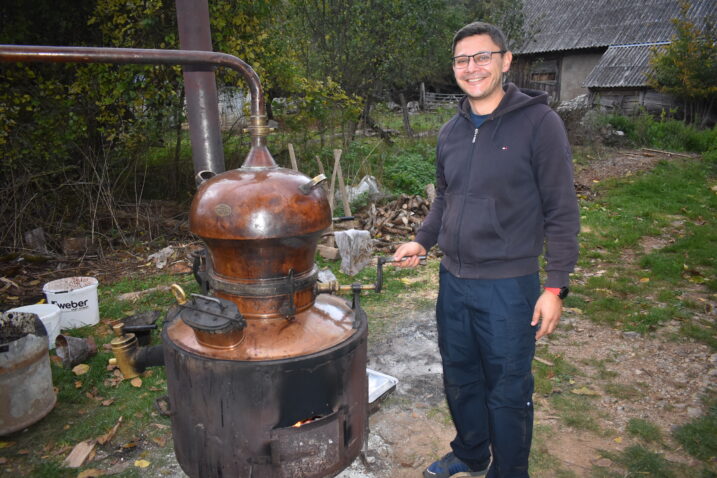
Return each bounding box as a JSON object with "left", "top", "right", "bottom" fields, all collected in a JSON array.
[
  {"left": 286, "top": 0, "right": 461, "bottom": 140},
  {"left": 460, "top": 0, "right": 528, "bottom": 50},
  {"left": 648, "top": 0, "right": 717, "bottom": 126}
]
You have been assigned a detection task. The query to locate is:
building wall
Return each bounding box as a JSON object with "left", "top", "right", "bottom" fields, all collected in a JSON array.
[
  {"left": 590, "top": 88, "right": 679, "bottom": 115},
  {"left": 559, "top": 52, "right": 603, "bottom": 101}
]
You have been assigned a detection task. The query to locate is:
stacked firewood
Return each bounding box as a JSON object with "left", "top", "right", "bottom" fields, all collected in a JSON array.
[{"left": 358, "top": 194, "right": 432, "bottom": 251}]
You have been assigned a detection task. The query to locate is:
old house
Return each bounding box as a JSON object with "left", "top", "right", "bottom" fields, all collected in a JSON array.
[{"left": 511, "top": 0, "right": 716, "bottom": 114}]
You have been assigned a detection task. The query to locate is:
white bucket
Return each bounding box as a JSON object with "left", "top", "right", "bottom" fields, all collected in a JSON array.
[
  {"left": 5, "top": 304, "right": 62, "bottom": 350},
  {"left": 43, "top": 277, "right": 99, "bottom": 329}
]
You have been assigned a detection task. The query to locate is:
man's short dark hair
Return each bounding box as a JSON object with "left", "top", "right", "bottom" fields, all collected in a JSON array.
[{"left": 452, "top": 22, "right": 508, "bottom": 54}]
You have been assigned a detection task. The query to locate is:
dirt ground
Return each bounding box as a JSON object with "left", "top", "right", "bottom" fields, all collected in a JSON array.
[
  {"left": 1, "top": 148, "right": 713, "bottom": 477},
  {"left": 122, "top": 296, "right": 714, "bottom": 478}
]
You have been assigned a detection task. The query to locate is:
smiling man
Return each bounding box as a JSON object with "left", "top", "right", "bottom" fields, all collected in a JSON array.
[{"left": 394, "top": 22, "right": 580, "bottom": 478}]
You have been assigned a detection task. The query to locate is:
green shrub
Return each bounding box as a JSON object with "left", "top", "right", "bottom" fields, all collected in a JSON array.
[
  {"left": 603, "top": 113, "right": 717, "bottom": 153},
  {"left": 383, "top": 151, "right": 435, "bottom": 195}
]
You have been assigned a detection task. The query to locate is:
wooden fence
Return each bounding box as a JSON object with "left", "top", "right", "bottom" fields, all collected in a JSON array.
[{"left": 419, "top": 82, "right": 462, "bottom": 109}]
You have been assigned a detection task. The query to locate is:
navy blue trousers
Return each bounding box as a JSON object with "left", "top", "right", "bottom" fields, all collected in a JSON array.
[{"left": 436, "top": 266, "right": 540, "bottom": 478}]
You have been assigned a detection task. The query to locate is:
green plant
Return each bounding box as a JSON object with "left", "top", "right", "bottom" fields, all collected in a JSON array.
[
  {"left": 383, "top": 151, "right": 435, "bottom": 195},
  {"left": 626, "top": 418, "right": 663, "bottom": 443},
  {"left": 549, "top": 394, "right": 601, "bottom": 433},
  {"left": 600, "top": 445, "right": 676, "bottom": 478},
  {"left": 602, "top": 113, "right": 717, "bottom": 152},
  {"left": 673, "top": 400, "right": 717, "bottom": 461}
]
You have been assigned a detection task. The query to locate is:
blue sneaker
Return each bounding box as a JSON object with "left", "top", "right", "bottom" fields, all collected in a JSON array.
[{"left": 423, "top": 452, "right": 489, "bottom": 478}]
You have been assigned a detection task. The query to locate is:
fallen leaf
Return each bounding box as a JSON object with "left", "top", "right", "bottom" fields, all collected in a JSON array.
[
  {"left": 151, "top": 435, "right": 167, "bottom": 447},
  {"left": 63, "top": 440, "right": 96, "bottom": 468},
  {"left": 77, "top": 468, "right": 104, "bottom": 478},
  {"left": 0, "top": 457, "right": 7, "bottom": 464},
  {"left": 134, "top": 459, "right": 151, "bottom": 468},
  {"left": 74, "top": 381, "right": 83, "bottom": 389},
  {"left": 639, "top": 277, "right": 650, "bottom": 283},
  {"left": 121, "top": 441, "right": 137, "bottom": 450},
  {"left": 72, "top": 364, "right": 90, "bottom": 375},
  {"left": 0, "top": 441, "right": 15, "bottom": 449},
  {"left": 614, "top": 436, "right": 623, "bottom": 443},
  {"left": 130, "top": 377, "right": 142, "bottom": 388},
  {"left": 50, "top": 355, "right": 63, "bottom": 366},
  {"left": 571, "top": 386, "right": 600, "bottom": 396},
  {"left": 96, "top": 416, "right": 123, "bottom": 446},
  {"left": 101, "top": 399, "right": 114, "bottom": 407},
  {"left": 17, "top": 449, "right": 29, "bottom": 455}
]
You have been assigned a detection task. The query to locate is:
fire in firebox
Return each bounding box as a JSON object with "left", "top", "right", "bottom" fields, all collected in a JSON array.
[{"left": 292, "top": 416, "right": 322, "bottom": 428}]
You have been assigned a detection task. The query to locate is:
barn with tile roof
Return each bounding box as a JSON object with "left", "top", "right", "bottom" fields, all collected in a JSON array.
[{"left": 510, "top": 0, "right": 715, "bottom": 113}]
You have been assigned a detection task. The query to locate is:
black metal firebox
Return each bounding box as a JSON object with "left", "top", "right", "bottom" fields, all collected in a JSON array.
[{"left": 163, "top": 305, "right": 367, "bottom": 478}]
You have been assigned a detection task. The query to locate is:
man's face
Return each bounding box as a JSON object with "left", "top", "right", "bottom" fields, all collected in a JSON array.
[{"left": 453, "top": 34, "right": 512, "bottom": 107}]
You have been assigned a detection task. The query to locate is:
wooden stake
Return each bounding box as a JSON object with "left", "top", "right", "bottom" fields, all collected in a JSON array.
[
  {"left": 315, "top": 155, "right": 326, "bottom": 176},
  {"left": 288, "top": 143, "right": 298, "bottom": 171},
  {"left": 333, "top": 149, "right": 352, "bottom": 217}
]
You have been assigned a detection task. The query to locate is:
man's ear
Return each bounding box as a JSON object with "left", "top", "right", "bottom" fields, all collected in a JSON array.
[{"left": 502, "top": 51, "right": 513, "bottom": 73}]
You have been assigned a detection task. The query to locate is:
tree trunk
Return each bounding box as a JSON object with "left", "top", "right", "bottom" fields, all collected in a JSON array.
[
  {"left": 361, "top": 97, "right": 393, "bottom": 144},
  {"left": 700, "top": 97, "right": 714, "bottom": 129},
  {"left": 399, "top": 92, "right": 414, "bottom": 138}
]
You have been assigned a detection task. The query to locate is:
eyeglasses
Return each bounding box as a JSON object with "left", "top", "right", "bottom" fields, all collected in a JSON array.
[{"left": 452, "top": 50, "right": 505, "bottom": 69}]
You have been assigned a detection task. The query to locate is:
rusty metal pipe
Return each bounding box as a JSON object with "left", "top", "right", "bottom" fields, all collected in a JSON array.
[
  {"left": 176, "top": 0, "right": 225, "bottom": 176},
  {"left": 0, "top": 45, "right": 271, "bottom": 172}
]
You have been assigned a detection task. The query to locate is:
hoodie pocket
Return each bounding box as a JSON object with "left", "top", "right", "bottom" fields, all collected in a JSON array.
[
  {"left": 436, "top": 193, "right": 457, "bottom": 258},
  {"left": 459, "top": 196, "right": 508, "bottom": 263}
]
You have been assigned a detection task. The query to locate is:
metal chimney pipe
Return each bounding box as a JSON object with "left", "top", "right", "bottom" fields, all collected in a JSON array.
[{"left": 175, "top": 0, "right": 225, "bottom": 178}]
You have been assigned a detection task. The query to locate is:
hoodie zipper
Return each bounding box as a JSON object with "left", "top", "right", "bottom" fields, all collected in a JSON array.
[{"left": 455, "top": 127, "right": 479, "bottom": 276}]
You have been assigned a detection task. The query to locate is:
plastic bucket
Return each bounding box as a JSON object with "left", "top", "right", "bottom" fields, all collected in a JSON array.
[
  {"left": 43, "top": 277, "right": 99, "bottom": 329},
  {"left": 5, "top": 304, "right": 61, "bottom": 349}
]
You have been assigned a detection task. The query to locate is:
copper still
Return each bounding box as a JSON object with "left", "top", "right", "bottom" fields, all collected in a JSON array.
[{"left": 162, "top": 118, "right": 368, "bottom": 478}]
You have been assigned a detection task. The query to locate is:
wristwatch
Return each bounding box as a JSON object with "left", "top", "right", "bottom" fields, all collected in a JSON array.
[{"left": 546, "top": 286, "right": 569, "bottom": 300}]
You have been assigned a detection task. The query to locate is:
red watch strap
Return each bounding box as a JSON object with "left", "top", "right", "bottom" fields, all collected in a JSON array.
[{"left": 545, "top": 287, "right": 561, "bottom": 296}]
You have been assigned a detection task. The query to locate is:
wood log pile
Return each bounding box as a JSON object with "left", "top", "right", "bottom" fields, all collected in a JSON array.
[{"left": 357, "top": 194, "right": 431, "bottom": 252}]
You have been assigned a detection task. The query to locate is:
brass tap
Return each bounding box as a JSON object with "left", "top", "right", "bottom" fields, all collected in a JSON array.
[{"left": 108, "top": 322, "right": 141, "bottom": 379}]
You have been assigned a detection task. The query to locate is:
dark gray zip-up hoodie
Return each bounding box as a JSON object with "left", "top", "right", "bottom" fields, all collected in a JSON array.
[{"left": 415, "top": 83, "right": 579, "bottom": 288}]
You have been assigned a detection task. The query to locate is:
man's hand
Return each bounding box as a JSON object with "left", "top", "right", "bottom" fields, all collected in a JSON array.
[
  {"left": 393, "top": 241, "right": 427, "bottom": 268},
  {"left": 532, "top": 290, "right": 563, "bottom": 340}
]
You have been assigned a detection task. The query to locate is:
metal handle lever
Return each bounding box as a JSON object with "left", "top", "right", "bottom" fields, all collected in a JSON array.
[{"left": 375, "top": 255, "right": 427, "bottom": 293}]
